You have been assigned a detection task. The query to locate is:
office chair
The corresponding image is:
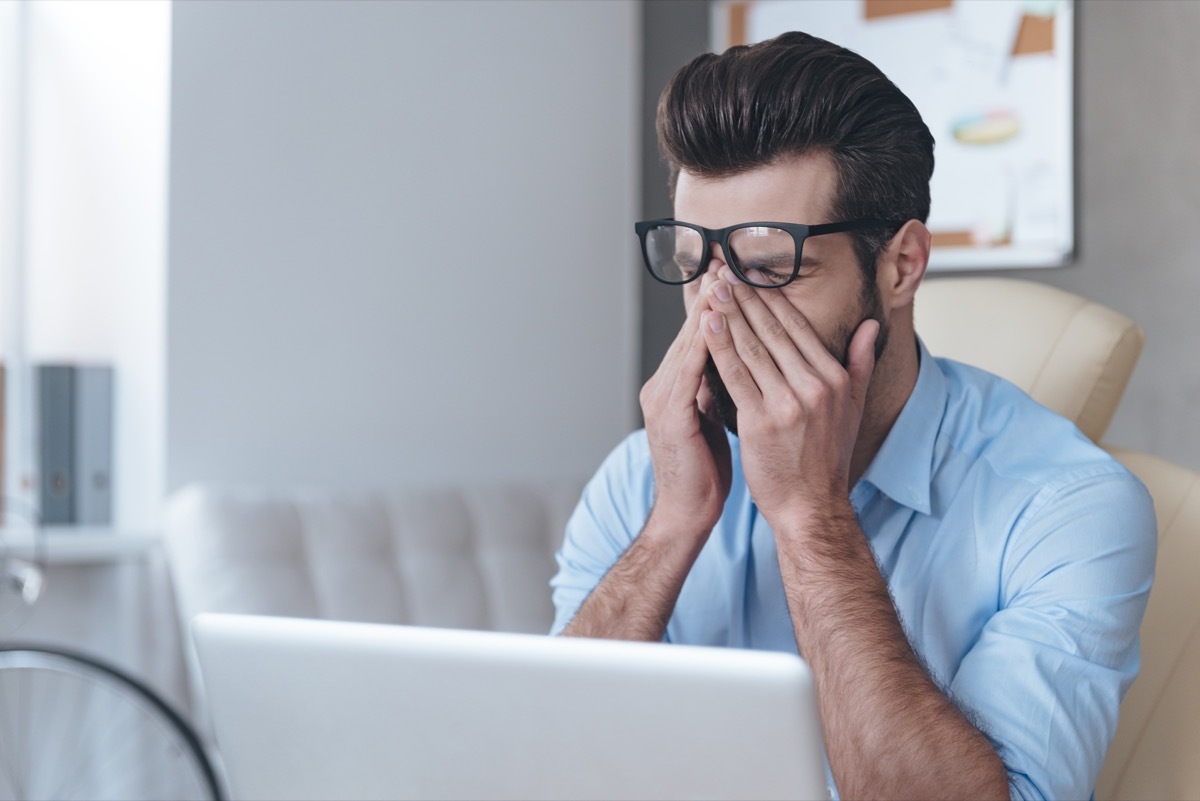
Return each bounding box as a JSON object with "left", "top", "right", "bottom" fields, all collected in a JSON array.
[
  {"left": 1096, "top": 447, "right": 1200, "bottom": 801},
  {"left": 915, "top": 276, "right": 1143, "bottom": 443},
  {"left": 917, "top": 276, "right": 1199, "bottom": 800}
]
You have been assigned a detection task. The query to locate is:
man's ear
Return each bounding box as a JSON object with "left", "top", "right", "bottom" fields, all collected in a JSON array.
[{"left": 876, "top": 220, "right": 930, "bottom": 311}]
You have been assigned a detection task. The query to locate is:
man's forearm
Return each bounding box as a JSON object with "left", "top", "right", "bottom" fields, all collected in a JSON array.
[
  {"left": 561, "top": 509, "right": 710, "bottom": 641},
  {"left": 777, "top": 504, "right": 1009, "bottom": 801}
]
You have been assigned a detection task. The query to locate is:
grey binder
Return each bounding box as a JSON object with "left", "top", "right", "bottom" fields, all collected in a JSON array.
[
  {"left": 37, "top": 365, "right": 113, "bottom": 525},
  {"left": 38, "top": 366, "right": 75, "bottom": 525},
  {"left": 73, "top": 366, "right": 113, "bottom": 524}
]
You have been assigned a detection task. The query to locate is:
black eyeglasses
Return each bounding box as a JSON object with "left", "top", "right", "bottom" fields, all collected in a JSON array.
[{"left": 634, "top": 218, "right": 891, "bottom": 289}]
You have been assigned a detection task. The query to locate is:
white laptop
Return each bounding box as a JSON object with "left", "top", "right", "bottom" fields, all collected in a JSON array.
[{"left": 192, "top": 613, "right": 831, "bottom": 801}]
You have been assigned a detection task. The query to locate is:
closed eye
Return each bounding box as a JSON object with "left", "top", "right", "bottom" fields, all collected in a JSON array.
[
  {"left": 674, "top": 254, "right": 703, "bottom": 278},
  {"left": 737, "top": 253, "right": 794, "bottom": 284}
]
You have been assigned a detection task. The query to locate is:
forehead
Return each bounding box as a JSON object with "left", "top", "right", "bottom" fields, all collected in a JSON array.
[{"left": 673, "top": 152, "right": 839, "bottom": 230}]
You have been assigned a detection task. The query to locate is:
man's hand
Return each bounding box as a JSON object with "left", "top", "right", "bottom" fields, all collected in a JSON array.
[
  {"left": 562, "top": 277, "right": 733, "bottom": 641},
  {"left": 640, "top": 273, "right": 733, "bottom": 535},
  {"left": 700, "top": 268, "right": 878, "bottom": 526},
  {"left": 700, "top": 269, "right": 1008, "bottom": 799}
]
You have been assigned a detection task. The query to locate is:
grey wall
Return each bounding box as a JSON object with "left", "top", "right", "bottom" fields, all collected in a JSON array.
[
  {"left": 640, "top": 1, "right": 1200, "bottom": 471},
  {"left": 168, "top": 0, "right": 640, "bottom": 492},
  {"left": 638, "top": 0, "right": 711, "bottom": 405}
]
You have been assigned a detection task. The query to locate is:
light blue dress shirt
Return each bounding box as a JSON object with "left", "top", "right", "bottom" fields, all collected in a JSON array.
[{"left": 551, "top": 339, "right": 1157, "bottom": 801}]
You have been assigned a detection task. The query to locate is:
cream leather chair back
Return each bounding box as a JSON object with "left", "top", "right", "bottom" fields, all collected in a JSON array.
[
  {"left": 915, "top": 277, "right": 1144, "bottom": 443},
  {"left": 1097, "top": 448, "right": 1200, "bottom": 801}
]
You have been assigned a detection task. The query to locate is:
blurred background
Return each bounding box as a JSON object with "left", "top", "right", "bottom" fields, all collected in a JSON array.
[
  {"left": 3, "top": 0, "right": 641, "bottom": 537},
  {"left": 4, "top": 0, "right": 1199, "bottom": 536}
]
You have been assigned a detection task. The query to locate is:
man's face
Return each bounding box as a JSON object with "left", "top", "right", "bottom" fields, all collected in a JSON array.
[{"left": 676, "top": 153, "right": 887, "bottom": 435}]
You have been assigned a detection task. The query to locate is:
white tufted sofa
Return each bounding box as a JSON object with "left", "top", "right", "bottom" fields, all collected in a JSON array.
[{"left": 163, "top": 481, "right": 585, "bottom": 718}]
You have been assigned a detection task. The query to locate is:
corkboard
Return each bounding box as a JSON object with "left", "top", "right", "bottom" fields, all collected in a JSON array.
[{"left": 864, "top": 0, "right": 953, "bottom": 20}]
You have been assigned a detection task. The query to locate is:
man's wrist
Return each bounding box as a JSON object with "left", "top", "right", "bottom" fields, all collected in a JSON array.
[
  {"left": 641, "top": 501, "right": 718, "bottom": 558},
  {"left": 764, "top": 494, "right": 858, "bottom": 545}
]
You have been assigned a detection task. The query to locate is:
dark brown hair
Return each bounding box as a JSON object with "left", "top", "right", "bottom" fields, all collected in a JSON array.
[{"left": 656, "top": 31, "right": 935, "bottom": 276}]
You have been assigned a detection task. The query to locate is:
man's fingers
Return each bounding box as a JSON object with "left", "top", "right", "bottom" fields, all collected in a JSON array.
[
  {"left": 661, "top": 285, "right": 709, "bottom": 363},
  {"left": 667, "top": 322, "right": 710, "bottom": 412},
  {"left": 704, "top": 280, "right": 791, "bottom": 398},
  {"left": 740, "top": 275, "right": 844, "bottom": 383},
  {"left": 702, "top": 310, "right": 764, "bottom": 411},
  {"left": 643, "top": 278, "right": 716, "bottom": 414},
  {"left": 846, "top": 318, "right": 880, "bottom": 413}
]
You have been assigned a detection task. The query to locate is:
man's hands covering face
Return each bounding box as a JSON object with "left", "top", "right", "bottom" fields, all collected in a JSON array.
[
  {"left": 640, "top": 266, "right": 878, "bottom": 537},
  {"left": 700, "top": 267, "right": 879, "bottom": 527}
]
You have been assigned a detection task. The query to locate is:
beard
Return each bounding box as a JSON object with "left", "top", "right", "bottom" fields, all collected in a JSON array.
[{"left": 703, "top": 281, "right": 889, "bottom": 436}]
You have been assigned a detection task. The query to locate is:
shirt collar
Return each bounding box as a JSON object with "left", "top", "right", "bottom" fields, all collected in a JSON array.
[{"left": 857, "top": 337, "right": 946, "bottom": 515}]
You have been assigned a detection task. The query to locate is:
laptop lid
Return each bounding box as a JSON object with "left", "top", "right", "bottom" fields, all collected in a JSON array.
[{"left": 192, "top": 613, "right": 830, "bottom": 801}]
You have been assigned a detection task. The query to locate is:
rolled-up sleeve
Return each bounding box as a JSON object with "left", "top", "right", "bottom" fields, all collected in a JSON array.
[
  {"left": 949, "top": 469, "right": 1157, "bottom": 800},
  {"left": 550, "top": 432, "right": 655, "bottom": 635}
]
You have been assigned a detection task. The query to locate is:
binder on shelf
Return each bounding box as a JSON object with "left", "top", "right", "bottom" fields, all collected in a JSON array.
[
  {"left": 74, "top": 367, "right": 113, "bottom": 525},
  {"left": 38, "top": 366, "right": 74, "bottom": 525},
  {"left": 37, "top": 364, "right": 114, "bottom": 526},
  {"left": 0, "top": 365, "right": 6, "bottom": 502}
]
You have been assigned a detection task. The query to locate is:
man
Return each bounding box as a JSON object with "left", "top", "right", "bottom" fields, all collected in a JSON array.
[{"left": 550, "top": 32, "right": 1156, "bottom": 801}]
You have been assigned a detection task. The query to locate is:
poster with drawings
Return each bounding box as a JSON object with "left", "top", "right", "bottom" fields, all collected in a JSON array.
[{"left": 713, "top": 0, "right": 1074, "bottom": 271}]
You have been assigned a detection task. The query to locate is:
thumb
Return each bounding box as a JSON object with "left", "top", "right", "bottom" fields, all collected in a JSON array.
[{"left": 846, "top": 318, "right": 879, "bottom": 412}]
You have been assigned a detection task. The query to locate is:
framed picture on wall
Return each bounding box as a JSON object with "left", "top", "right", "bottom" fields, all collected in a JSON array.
[{"left": 713, "top": 0, "right": 1076, "bottom": 271}]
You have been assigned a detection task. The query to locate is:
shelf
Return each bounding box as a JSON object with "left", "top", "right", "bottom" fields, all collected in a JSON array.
[{"left": 1, "top": 528, "right": 161, "bottom": 565}]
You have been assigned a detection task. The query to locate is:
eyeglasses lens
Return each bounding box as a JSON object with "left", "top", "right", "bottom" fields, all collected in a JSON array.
[
  {"left": 727, "top": 226, "right": 797, "bottom": 287},
  {"left": 645, "top": 225, "right": 705, "bottom": 283}
]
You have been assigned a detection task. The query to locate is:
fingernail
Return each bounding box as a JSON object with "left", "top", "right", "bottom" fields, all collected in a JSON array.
[
  {"left": 705, "top": 311, "right": 725, "bottom": 333},
  {"left": 713, "top": 282, "right": 731, "bottom": 303}
]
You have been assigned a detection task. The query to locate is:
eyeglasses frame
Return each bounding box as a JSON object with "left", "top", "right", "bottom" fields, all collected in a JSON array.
[{"left": 634, "top": 218, "right": 894, "bottom": 289}]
